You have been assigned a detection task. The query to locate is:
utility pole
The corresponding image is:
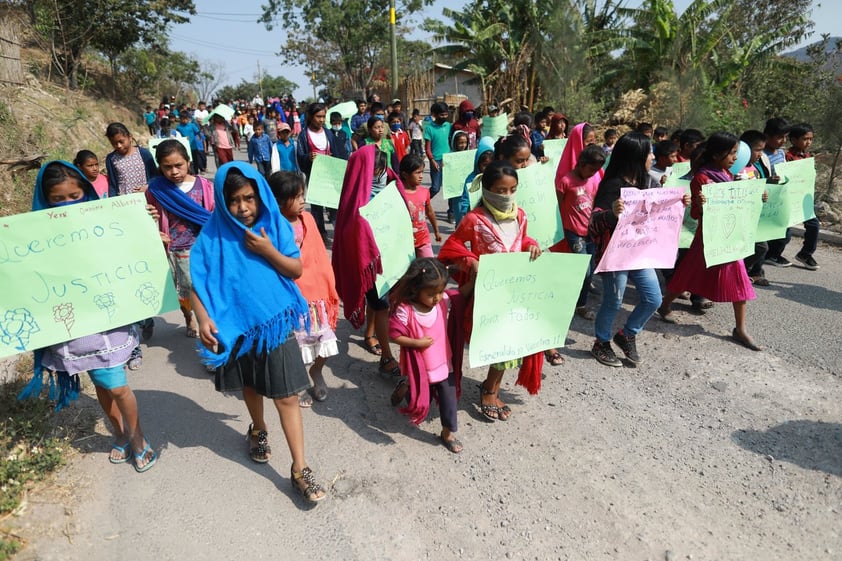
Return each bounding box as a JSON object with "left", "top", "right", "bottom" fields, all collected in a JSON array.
[
  {"left": 257, "top": 60, "right": 263, "bottom": 100},
  {"left": 389, "top": 0, "right": 398, "bottom": 100}
]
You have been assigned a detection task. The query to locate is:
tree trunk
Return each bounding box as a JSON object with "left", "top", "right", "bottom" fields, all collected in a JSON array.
[{"left": 109, "top": 54, "right": 117, "bottom": 99}]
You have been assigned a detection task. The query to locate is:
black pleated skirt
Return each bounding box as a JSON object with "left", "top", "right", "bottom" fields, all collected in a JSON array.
[{"left": 215, "top": 336, "right": 310, "bottom": 399}]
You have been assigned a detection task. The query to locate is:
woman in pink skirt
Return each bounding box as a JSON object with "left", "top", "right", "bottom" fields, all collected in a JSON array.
[{"left": 657, "top": 132, "right": 762, "bottom": 351}]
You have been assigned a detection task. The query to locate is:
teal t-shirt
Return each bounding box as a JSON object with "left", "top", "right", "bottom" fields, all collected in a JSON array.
[{"left": 423, "top": 121, "right": 452, "bottom": 161}]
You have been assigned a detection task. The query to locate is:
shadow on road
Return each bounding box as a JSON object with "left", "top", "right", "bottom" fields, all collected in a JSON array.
[
  {"left": 770, "top": 281, "right": 842, "bottom": 313},
  {"left": 732, "top": 420, "right": 842, "bottom": 477}
]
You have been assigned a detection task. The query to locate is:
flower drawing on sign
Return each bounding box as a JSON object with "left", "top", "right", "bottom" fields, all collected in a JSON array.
[
  {"left": 0, "top": 308, "right": 41, "bottom": 351},
  {"left": 94, "top": 292, "right": 117, "bottom": 321},
  {"left": 135, "top": 283, "right": 160, "bottom": 308},
  {"left": 53, "top": 302, "right": 75, "bottom": 337}
]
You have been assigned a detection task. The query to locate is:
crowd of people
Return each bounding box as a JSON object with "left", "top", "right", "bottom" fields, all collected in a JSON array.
[{"left": 17, "top": 91, "right": 822, "bottom": 505}]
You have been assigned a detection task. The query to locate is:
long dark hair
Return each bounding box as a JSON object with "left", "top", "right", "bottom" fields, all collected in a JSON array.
[
  {"left": 481, "top": 160, "right": 518, "bottom": 190},
  {"left": 697, "top": 132, "right": 738, "bottom": 170},
  {"left": 389, "top": 257, "right": 449, "bottom": 309},
  {"left": 223, "top": 168, "right": 260, "bottom": 206},
  {"left": 593, "top": 132, "right": 651, "bottom": 209}
]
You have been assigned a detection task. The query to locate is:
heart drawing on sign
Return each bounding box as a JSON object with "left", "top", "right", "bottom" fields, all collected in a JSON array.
[{"left": 723, "top": 213, "right": 737, "bottom": 239}]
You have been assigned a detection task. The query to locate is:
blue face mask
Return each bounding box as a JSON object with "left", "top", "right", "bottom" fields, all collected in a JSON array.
[
  {"left": 463, "top": 111, "right": 474, "bottom": 120},
  {"left": 375, "top": 114, "right": 385, "bottom": 121},
  {"left": 390, "top": 123, "right": 401, "bottom": 132},
  {"left": 52, "top": 194, "right": 89, "bottom": 207}
]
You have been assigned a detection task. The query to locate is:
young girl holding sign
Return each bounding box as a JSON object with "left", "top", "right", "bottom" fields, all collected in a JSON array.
[
  {"left": 657, "top": 133, "right": 762, "bottom": 351},
  {"left": 589, "top": 133, "right": 680, "bottom": 367},
  {"left": 146, "top": 140, "right": 214, "bottom": 338},
  {"left": 388, "top": 258, "right": 462, "bottom": 453},
  {"left": 21, "top": 161, "right": 157, "bottom": 472},
  {"left": 438, "top": 160, "right": 543, "bottom": 422},
  {"left": 190, "top": 162, "right": 326, "bottom": 503},
  {"left": 269, "top": 171, "right": 339, "bottom": 407},
  {"left": 399, "top": 154, "right": 441, "bottom": 258}
]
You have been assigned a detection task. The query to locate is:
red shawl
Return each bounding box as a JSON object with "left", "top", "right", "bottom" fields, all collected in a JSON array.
[
  {"left": 437, "top": 206, "right": 544, "bottom": 394},
  {"left": 295, "top": 211, "right": 340, "bottom": 329},
  {"left": 555, "top": 122, "right": 590, "bottom": 185},
  {"left": 331, "top": 144, "right": 406, "bottom": 327}
]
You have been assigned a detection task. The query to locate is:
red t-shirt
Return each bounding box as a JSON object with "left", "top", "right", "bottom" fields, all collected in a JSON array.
[
  {"left": 404, "top": 187, "right": 431, "bottom": 247},
  {"left": 556, "top": 170, "right": 600, "bottom": 236}
]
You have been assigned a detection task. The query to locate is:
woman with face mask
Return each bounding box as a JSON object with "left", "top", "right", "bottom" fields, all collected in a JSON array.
[{"left": 453, "top": 99, "right": 481, "bottom": 149}]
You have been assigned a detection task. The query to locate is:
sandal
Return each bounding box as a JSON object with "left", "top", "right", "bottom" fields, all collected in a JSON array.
[
  {"left": 291, "top": 466, "right": 326, "bottom": 503},
  {"left": 544, "top": 350, "right": 564, "bottom": 366},
  {"left": 498, "top": 404, "right": 512, "bottom": 422},
  {"left": 439, "top": 435, "right": 463, "bottom": 454},
  {"left": 731, "top": 328, "right": 763, "bottom": 352},
  {"left": 298, "top": 392, "right": 313, "bottom": 408},
  {"left": 185, "top": 326, "right": 199, "bottom": 338},
  {"left": 691, "top": 297, "right": 714, "bottom": 311},
  {"left": 133, "top": 442, "right": 158, "bottom": 473},
  {"left": 656, "top": 306, "right": 678, "bottom": 324},
  {"left": 246, "top": 424, "right": 271, "bottom": 463},
  {"left": 109, "top": 441, "right": 131, "bottom": 464},
  {"left": 478, "top": 383, "right": 498, "bottom": 422},
  {"left": 390, "top": 378, "right": 409, "bottom": 406},
  {"left": 310, "top": 384, "right": 327, "bottom": 402},
  {"left": 378, "top": 356, "right": 401, "bottom": 377},
  {"left": 363, "top": 336, "right": 382, "bottom": 356}
]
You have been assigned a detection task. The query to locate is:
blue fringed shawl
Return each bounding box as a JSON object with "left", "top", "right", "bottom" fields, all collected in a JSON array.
[
  {"left": 19, "top": 161, "right": 100, "bottom": 411},
  {"left": 189, "top": 162, "right": 309, "bottom": 367}
]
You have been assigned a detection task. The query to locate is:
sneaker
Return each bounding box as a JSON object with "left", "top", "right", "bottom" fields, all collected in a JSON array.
[
  {"left": 795, "top": 253, "right": 819, "bottom": 270},
  {"left": 591, "top": 340, "right": 622, "bottom": 367},
  {"left": 613, "top": 330, "right": 642, "bottom": 364},
  {"left": 765, "top": 256, "right": 792, "bottom": 267}
]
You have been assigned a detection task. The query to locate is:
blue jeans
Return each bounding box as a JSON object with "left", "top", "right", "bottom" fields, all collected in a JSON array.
[
  {"left": 429, "top": 159, "right": 443, "bottom": 199},
  {"left": 595, "top": 268, "right": 662, "bottom": 342},
  {"left": 564, "top": 229, "right": 594, "bottom": 308}
]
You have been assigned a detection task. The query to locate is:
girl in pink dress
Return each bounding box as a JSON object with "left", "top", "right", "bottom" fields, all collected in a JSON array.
[
  {"left": 388, "top": 258, "right": 461, "bottom": 453},
  {"left": 658, "top": 132, "right": 762, "bottom": 351}
]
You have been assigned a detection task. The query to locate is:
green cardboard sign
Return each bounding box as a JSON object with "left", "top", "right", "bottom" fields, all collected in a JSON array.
[
  {"left": 202, "top": 103, "right": 234, "bottom": 126},
  {"left": 775, "top": 158, "right": 816, "bottom": 226},
  {"left": 306, "top": 155, "right": 348, "bottom": 209},
  {"left": 667, "top": 178, "right": 697, "bottom": 248},
  {"left": 0, "top": 194, "right": 179, "bottom": 358},
  {"left": 755, "top": 183, "right": 789, "bottom": 242},
  {"left": 664, "top": 162, "right": 692, "bottom": 185},
  {"left": 149, "top": 136, "right": 193, "bottom": 165},
  {"left": 469, "top": 252, "right": 590, "bottom": 368},
  {"left": 330, "top": 101, "right": 358, "bottom": 121},
  {"left": 542, "top": 139, "right": 567, "bottom": 163},
  {"left": 442, "top": 149, "right": 477, "bottom": 200},
  {"left": 701, "top": 180, "right": 765, "bottom": 267},
  {"left": 359, "top": 182, "right": 415, "bottom": 297},
  {"left": 516, "top": 162, "right": 564, "bottom": 250},
  {"left": 482, "top": 113, "right": 509, "bottom": 140}
]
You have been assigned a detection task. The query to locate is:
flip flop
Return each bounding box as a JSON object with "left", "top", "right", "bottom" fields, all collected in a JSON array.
[
  {"left": 731, "top": 329, "right": 763, "bottom": 351},
  {"left": 133, "top": 443, "right": 158, "bottom": 473},
  {"left": 109, "top": 441, "right": 132, "bottom": 464},
  {"left": 378, "top": 357, "right": 401, "bottom": 377},
  {"left": 299, "top": 392, "right": 313, "bottom": 408},
  {"left": 310, "top": 384, "right": 327, "bottom": 402},
  {"left": 657, "top": 307, "right": 678, "bottom": 324},
  {"left": 185, "top": 326, "right": 199, "bottom": 338},
  {"left": 439, "top": 436, "right": 463, "bottom": 454}
]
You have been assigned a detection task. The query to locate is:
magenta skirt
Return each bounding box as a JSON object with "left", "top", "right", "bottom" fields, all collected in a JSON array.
[{"left": 667, "top": 226, "right": 756, "bottom": 303}]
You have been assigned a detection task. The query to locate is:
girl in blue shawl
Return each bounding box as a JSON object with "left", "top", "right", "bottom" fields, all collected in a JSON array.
[
  {"left": 21, "top": 161, "right": 157, "bottom": 473},
  {"left": 190, "top": 162, "right": 326, "bottom": 504}
]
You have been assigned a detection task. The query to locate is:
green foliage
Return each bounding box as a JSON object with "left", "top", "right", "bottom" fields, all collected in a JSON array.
[
  {"left": 259, "top": 0, "right": 431, "bottom": 96},
  {"left": 0, "top": 537, "right": 21, "bottom": 560},
  {"left": 0, "top": 371, "right": 66, "bottom": 517},
  {"left": 114, "top": 38, "right": 200, "bottom": 102},
  {"left": 26, "top": 0, "right": 196, "bottom": 89},
  {"left": 216, "top": 73, "right": 298, "bottom": 103}
]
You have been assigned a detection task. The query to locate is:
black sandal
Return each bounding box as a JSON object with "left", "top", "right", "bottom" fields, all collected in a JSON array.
[
  {"left": 291, "top": 466, "right": 326, "bottom": 503},
  {"left": 379, "top": 356, "right": 401, "bottom": 377},
  {"left": 390, "top": 378, "right": 409, "bottom": 406},
  {"left": 247, "top": 424, "right": 271, "bottom": 463},
  {"left": 363, "top": 336, "right": 382, "bottom": 355},
  {"left": 478, "top": 383, "right": 499, "bottom": 422}
]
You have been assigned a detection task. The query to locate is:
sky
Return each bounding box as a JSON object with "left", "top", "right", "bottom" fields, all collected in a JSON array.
[{"left": 169, "top": 0, "right": 839, "bottom": 101}]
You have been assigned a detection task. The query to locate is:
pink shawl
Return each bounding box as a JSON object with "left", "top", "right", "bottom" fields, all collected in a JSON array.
[
  {"left": 331, "top": 144, "right": 406, "bottom": 327},
  {"left": 554, "top": 122, "right": 592, "bottom": 189}
]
